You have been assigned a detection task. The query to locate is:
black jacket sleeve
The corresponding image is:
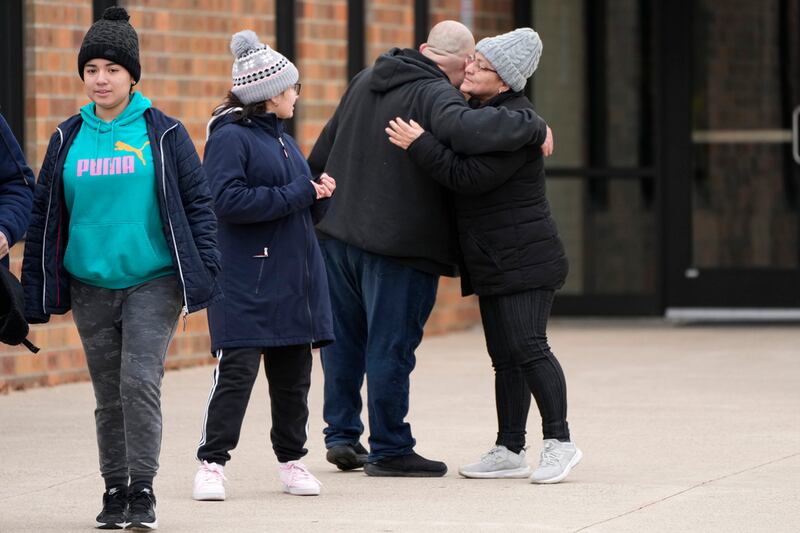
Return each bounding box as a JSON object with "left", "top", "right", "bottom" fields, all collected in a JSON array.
[
  {"left": 307, "top": 69, "right": 368, "bottom": 178},
  {"left": 310, "top": 197, "right": 331, "bottom": 224},
  {"left": 407, "top": 132, "right": 529, "bottom": 195},
  {"left": 307, "top": 112, "right": 339, "bottom": 180},
  {"left": 427, "top": 87, "right": 548, "bottom": 155}
]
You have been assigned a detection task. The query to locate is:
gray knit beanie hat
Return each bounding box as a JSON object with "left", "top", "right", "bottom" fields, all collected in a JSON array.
[
  {"left": 78, "top": 6, "right": 141, "bottom": 82},
  {"left": 230, "top": 30, "right": 298, "bottom": 105},
  {"left": 475, "top": 28, "right": 542, "bottom": 92}
]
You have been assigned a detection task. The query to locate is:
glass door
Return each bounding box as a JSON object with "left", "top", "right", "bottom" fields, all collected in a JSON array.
[
  {"left": 531, "top": 0, "right": 659, "bottom": 315},
  {"left": 666, "top": 0, "right": 800, "bottom": 309}
]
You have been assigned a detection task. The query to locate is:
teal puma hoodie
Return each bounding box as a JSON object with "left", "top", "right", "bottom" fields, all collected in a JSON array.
[{"left": 62, "top": 92, "right": 175, "bottom": 289}]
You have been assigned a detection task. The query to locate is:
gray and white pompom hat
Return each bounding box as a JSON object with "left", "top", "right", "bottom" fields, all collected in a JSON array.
[
  {"left": 475, "top": 28, "right": 542, "bottom": 92},
  {"left": 229, "top": 30, "right": 299, "bottom": 105}
]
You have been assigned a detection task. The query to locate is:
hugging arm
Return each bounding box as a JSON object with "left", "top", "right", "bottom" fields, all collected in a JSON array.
[
  {"left": 387, "top": 118, "right": 528, "bottom": 195},
  {"left": 427, "top": 88, "right": 548, "bottom": 155}
]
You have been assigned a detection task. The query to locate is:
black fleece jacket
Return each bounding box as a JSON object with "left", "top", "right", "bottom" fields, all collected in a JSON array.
[{"left": 308, "top": 48, "right": 548, "bottom": 276}]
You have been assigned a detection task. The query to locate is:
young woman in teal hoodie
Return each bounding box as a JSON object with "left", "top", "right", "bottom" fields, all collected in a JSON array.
[{"left": 21, "top": 7, "right": 220, "bottom": 530}]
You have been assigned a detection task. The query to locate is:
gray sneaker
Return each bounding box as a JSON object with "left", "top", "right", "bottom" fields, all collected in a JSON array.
[
  {"left": 530, "top": 439, "right": 582, "bottom": 484},
  {"left": 458, "top": 445, "right": 532, "bottom": 479}
]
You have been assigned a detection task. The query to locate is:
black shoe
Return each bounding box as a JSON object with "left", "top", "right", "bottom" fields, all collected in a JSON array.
[
  {"left": 125, "top": 488, "right": 157, "bottom": 530},
  {"left": 326, "top": 442, "right": 369, "bottom": 471},
  {"left": 364, "top": 452, "right": 447, "bottom": 477},
  {"left": 96, "top": 486, "right": 128, "bottom": 529}
]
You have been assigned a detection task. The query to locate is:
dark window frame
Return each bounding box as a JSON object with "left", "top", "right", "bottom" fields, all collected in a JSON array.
[
  {"left": 414, "top": 0, "right": 429, "bottom": 48},
  {"left": 276, "top": 0, "right": 296, "bottom": 136},
  {"left": 348, "top": 0, "right": 365, "bottom": 81},
  {"left": 0, "top": 0, "right": 25, "bottom": 146},
  {"left": 93, "top": 0, "right": 117, "bottom": 20}
]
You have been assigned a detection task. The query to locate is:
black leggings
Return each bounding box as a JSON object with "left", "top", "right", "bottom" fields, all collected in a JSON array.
[{"left": 479, "top": 288, "right": 570, "bottom": 452}]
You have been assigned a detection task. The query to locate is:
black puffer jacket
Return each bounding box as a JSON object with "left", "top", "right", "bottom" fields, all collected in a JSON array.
[
  {"left": 308, "top": 48, "right": 548, "bottom": 276},
  {"left": 406, "top": 91, "right": 568, "bottom": 296}
]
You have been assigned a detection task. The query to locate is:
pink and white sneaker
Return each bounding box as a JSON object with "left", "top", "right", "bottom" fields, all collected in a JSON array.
[
  {"left": 279, "top": 461, "right": 321, "bottom": 496},
  {"left": 192, "top": 460, "right": 227, "bottom": 501}
]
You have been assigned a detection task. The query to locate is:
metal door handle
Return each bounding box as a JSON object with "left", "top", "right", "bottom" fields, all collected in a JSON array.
[{"left": 794, "top": 106, "right": 800, "bottom": 164}]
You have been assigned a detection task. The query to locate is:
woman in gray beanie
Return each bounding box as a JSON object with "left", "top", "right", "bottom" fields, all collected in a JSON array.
[
  {"left": 192, "top": 30, "right": 335, "bottom": 501},
  {"left": 386, "top": 27, "right": 582, "bottom": 484}
]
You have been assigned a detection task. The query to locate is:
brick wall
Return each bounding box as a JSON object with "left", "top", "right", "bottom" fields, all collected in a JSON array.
[
  {"left": 295, "top": 0, "right": 348, "bottom": 156},
  {"left": 473, "top": 0, "right": 513, "bottom": 40},
  {"left": 124, "top": 0, "right": 276, "bottom": 154},
  {"left": 2, "top": 1, "right": 524, "bottom": 392},
  {"left": 366, "top": 1, "right": 414, "bottom": 64},
  {"left": 24, "top": 0, "right": 93, "bottom": 175}
]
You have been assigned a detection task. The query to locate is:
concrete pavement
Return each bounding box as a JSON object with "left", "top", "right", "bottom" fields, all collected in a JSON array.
[{"left": 1, "top": 320, "right": 799, "bottom": 532}]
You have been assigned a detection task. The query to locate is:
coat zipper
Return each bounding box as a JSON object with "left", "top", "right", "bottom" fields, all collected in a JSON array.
[
  {"left": 159, "top": 123, "right": 190, "bottom": 329},
  {"left": 41, "top": 127, "right": 64, "bottom": 315},
  {"left": 278, "top": 136, "right": 288, "bottom": 159}
]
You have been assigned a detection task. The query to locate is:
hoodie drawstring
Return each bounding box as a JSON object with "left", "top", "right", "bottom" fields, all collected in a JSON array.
[{"left": 110, "top": 120, "right": 117, "bottom": 154}]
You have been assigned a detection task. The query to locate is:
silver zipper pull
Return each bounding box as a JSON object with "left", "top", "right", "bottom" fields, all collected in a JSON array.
[
  {"left": 181, "top": 305, "right": 188, "bottom": 331},
  {"left": 252, "top": 246, "right": 269, "bottom": 258},
  {"left": 278, "top": 137, "right": 288, "bottom": 159}
]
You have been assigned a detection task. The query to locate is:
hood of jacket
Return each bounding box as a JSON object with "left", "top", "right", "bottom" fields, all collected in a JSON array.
[
  {"left": 369, "top": 48, "right": 449, "bottom": 94},
  {"left": 77, "top": 92, "right": 152, "bottom": 156},
  {"left": 205, "top": 109, "right": 285, "bottom": 140}
]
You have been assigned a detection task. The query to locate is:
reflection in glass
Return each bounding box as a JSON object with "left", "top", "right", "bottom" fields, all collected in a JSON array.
[
  {"left": 691, "top": 0, "right": 799, "bottom": 269},
  {"left": 549, "top": 178, "right": 656, "bottom": 295},
  {"left": 534, "top": 1, "right": 655, "bottom": 295}
]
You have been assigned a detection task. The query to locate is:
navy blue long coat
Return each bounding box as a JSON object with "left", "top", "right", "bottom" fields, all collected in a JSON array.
[
  {"left": 203, "top": 112, "right": 334, "bottom": 351},
  {"left": 0, "top": 114, "right": 35, "bottom": 268}
]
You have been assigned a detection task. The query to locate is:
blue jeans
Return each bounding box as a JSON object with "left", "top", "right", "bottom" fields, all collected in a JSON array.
[{"left": 319, "top": 238, "right": 438, "bottom": 461}]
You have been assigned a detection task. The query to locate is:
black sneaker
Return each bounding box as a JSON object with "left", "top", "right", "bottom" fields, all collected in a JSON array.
[
  {"left": 364, "top": 452, "right": 447, "bottom": 477},
  {"left": 326, "top": 442, "right": 369, "bottom": 471},
  {"left": 125, "top": 487, "right": 157, "bottom": 530},
  {"left": 96, "top": 486, "right": 128, "bottom": 529}
]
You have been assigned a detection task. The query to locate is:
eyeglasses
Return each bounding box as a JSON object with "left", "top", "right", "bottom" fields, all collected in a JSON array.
[
  {"left": 293, "top": 82, "right": 302, "bottom": 95},
  {"left": 465, "top": 55, "right": 496, "bottom": 72}
]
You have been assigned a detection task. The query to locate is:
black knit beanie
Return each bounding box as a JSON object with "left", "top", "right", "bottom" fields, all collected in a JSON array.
[{"left": 78, "top": 6, "right": 141, "bottom": 82}]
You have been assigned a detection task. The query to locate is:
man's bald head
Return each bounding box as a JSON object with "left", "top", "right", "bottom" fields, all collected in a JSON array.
[
  {"left": 420, "top": 20, "right": 475, "bottom": 87},
  {"left": 427, "top": 21, "right": 474, "bottom": 55}
]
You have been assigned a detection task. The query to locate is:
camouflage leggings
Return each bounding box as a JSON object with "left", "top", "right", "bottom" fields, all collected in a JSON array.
[{"left": 71, "top": 275, "right": 181, "bottom": 488}]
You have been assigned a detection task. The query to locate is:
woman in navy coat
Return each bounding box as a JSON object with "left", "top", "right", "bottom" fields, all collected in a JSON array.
[{"left": 193, "top": 30, "right": 335, "bottom": 500}]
